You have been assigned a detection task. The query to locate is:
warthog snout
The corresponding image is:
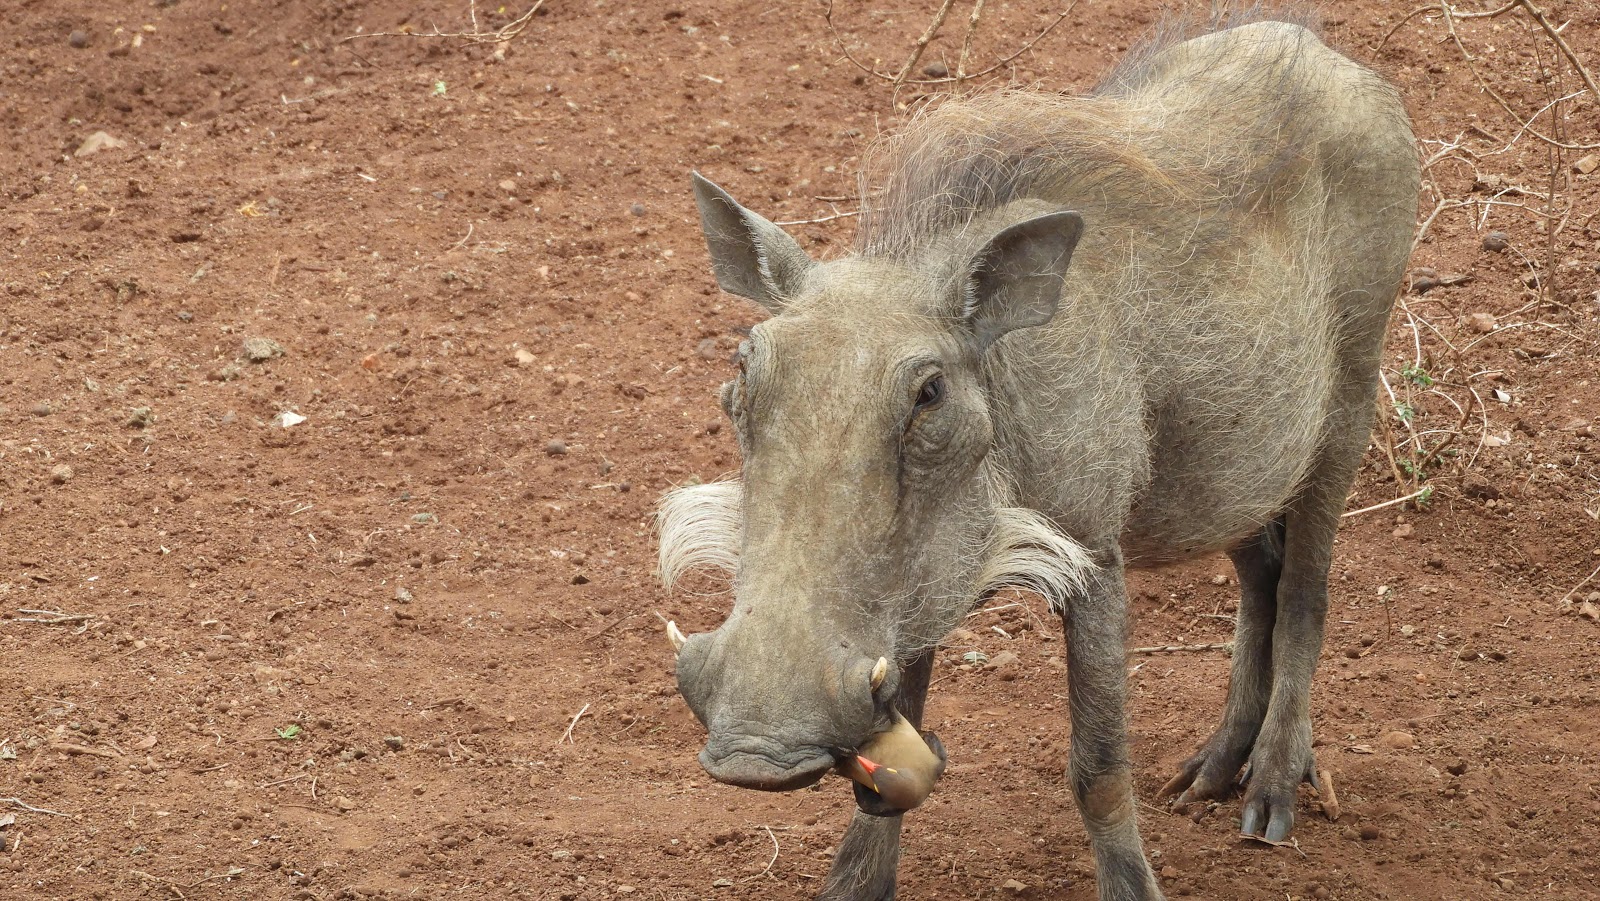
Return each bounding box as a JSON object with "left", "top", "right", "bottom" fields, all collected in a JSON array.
[{"left": 673, "top": 620, "right": 895, "bottom": 792}]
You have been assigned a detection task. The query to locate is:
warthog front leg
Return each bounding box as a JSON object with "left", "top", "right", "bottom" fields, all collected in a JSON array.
[
  {"left": 817, "top": 649, "right": 934, "bottom": 901},
  {"left": 1064, "top": 551, "right": 1163, "bottom": 901},
  {"left": 1161, "top": 517, "right": 1284, "bottom": 804}
]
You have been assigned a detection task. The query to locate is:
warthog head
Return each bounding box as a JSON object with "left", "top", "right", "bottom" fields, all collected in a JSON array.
[{"left": 658, "top": 173, "right": 1094, "bottom": 801}]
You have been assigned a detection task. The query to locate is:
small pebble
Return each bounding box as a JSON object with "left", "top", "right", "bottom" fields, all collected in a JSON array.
[
  {"left": 1358, "top": 824, "right": 1381, "bottom": 841},
  {"left": 50, "top": 464, "right": 74, "bottom": 484},
  {"left": 922, "top": 60, "right": 950, "bottom": 78},
  {"left": 69, "top": 30, "right": 90, "bottom": 48},
  {"left": 242, "top": 337, "right": 285, "bottom": 362},
  {"left": 75, "top": 131, "right": 126, "bottom": 157},
  {"left": 1481, "top": 230, "right": 1509, "bottom": 252},
  {"left": 384, "top": 736, "right": 404, "bottom": 751},
  {"left": 629, "top": 202, "right": 645, "bottom": 216},
  {"left": 545, "top": 439, "right": 568, "bottom": 456},
  {"left": 29, "top": 402, "right": 53, "bottom": 416},
  {"left": 1446, "top": 759, "right": 1468, "bottom": 776}
]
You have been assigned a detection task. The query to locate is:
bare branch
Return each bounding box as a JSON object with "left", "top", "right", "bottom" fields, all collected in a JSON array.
[{"left": 894, "top": 0, "right": 960, "bottom": 87}]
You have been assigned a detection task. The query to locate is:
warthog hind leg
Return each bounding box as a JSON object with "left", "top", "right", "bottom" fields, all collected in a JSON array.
[
  {"left": 1160, "top": 516, "right": 1284, "bottom": 804},
  {"left": 1164, "top": 397, "right": 1373, "bottom": 842},
  {"left": 817, "top": 650, "right": 934, "bottom": 901},
  {"left": 1232, "top": 430, "right": 1361, "bottom": 843}
]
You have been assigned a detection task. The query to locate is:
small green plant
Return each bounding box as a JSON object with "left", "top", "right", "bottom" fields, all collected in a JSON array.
[
  {"left": 961, "top": 650, "right": 988, "bottom": 666},
  {"left": 432, "top": 80, "right": 448, "bottom": 96},
  {"left": 1393, "top": 401, "right": 1415, "bottom": 424},
  {"left": 1400, "top": 363, "right": 1434, "bottom": 387},
  {"left": 274, "top": 723, "right": 303, "bottom": 741}
]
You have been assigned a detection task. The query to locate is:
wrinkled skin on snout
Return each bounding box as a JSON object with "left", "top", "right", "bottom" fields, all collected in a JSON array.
[{"left": 667, "top": 173, "right": 1083, "bottom": 808}]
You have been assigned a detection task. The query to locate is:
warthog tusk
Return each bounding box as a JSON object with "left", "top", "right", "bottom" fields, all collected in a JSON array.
[
  {"left": 666, "top": 620, "right": 687, "bottom": 654},
  {"left": 869, "top": 656, "right": 889, "bottom": 693}
]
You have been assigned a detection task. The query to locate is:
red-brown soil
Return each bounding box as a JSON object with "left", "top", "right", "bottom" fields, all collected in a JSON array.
[{"left": 3, "top": 2, "right": 1598, "bottom": 899}]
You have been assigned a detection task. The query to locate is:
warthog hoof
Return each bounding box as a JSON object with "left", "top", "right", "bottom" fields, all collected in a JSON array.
[
  {"left": 1161, "top": 727, "right": 1319, "bottom": 844},
  {"left": 1159, "top": 729, "right": 1252, "bottom": 806}
]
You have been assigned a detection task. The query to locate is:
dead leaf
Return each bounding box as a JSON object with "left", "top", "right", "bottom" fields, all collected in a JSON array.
[
  {"left": 1580, "top": 600, "right": 1599, "bottom": 622},
  {"left": 132, "top": 735, "right": 159, "bottom": 751},
  {"left": 1347, "top": 744, "right": 1376, "bottom": 755}
]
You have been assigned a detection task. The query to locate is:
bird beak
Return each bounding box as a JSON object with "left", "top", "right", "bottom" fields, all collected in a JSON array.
[{"left": 836, "top": 752, "right": 881, "bottom": 792}]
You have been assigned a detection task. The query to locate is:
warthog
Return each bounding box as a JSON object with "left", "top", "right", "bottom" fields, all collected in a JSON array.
[{"left": 658, "top": 14, "right": 1417, "bottom": 901}]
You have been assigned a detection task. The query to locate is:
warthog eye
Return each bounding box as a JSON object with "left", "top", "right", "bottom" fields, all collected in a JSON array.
[{"left": 914, "top": 374, "right": 946, "bottom": 413}]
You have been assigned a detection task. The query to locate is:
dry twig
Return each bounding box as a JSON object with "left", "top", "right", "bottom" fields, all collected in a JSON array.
[
  {"left": 340, "top": 0, "right": 544, "bottom": 57},
  {"left": 15, "top": 609, "right": 94, "bottom": 624},
  {"left": 773, "top": 209, "right": 863, "bottom": 226},
  {"left": 1, "top": 797, "right": 68, "bottom": 817},
  {"left": 1129, "top": 642, "right": 1232, "bottom": 655},
  {"left": 824, "top": 1, "right": 1078, "bottom": 88},
  {"left": 1558, "top": 562, "right": 1600, "bottom": 607},
  {"left": 48, "top": 742, "right": 120, "bottom": 759},
  {"left": 743, "top": 825, "right": 781, "bottom": 882},
  {"left": 560, "top": 703, "right": 591, "bottom": 743},
  {"left": 894, "top": 0, "right": 960, "bottom": 87}
]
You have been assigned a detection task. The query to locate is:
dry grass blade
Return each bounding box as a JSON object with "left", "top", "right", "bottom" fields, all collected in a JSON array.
[{"left": 1343, "top": 487, "right": 1436, "bottom": 518}]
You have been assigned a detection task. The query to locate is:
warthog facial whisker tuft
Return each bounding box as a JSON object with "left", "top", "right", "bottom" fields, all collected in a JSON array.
[
  {"left": 975, "top": 507, "right": 1097, "bottom": 614},
  {"left": 656, "top": 480, "right": 742, "bottom": 591}
]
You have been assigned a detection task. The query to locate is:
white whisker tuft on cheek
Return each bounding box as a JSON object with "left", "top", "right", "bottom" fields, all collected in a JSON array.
[
  {"left": 656, "top": 480, "right": 743, "bottom": 591},
  {"left": 974, "top": 507, "right": 1096, "bottom": 613}
]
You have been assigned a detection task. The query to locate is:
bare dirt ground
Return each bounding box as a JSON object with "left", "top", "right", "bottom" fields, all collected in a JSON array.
[{"left": 2, "top": 2, "right": 1598, "bottom": 899}]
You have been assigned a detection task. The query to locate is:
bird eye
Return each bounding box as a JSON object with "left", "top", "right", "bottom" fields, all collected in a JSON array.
[{"left": 914, "top": 374, "right": 946, "bottom": 412}]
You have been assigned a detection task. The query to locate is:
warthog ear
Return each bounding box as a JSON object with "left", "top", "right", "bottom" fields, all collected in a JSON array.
[
  {"left": 963, "top": 211, "right": 1084, "bottom": 349},
  {"left": 691, "top": 172, "right": 814, "bottom": 315}
]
